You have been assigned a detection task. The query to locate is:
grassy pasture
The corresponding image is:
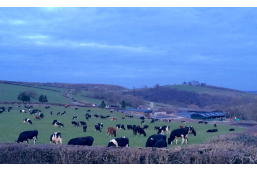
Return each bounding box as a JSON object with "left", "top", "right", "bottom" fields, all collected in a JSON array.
[{"left": 0, "top": 104, "right": 245, "bottom": 147}]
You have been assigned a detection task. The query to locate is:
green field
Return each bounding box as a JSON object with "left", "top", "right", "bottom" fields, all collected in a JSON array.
[{"left": 0, "top": 104, "right": 245, "bottom": 147}]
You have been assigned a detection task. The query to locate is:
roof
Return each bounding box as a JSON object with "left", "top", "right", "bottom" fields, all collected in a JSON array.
[
  {"left": 123, "top": 108, "right": 152, "bottom": 113},
  {"left": 191, "top": 112, "right": 227, "bottom": 118}
]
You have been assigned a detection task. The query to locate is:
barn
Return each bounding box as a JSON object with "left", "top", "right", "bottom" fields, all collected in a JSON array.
[
  {"left": 123, "top": 108, "right": 153, "bottom": 116},
  {"left": 190, "top": 111, "right": 227, "bottom": 121}
]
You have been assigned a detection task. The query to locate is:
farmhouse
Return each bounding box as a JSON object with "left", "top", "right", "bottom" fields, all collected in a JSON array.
[{"left": 190, "top": 111, "right": 227, "bottom": 121}]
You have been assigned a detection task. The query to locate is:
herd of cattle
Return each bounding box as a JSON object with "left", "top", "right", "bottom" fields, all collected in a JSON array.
[{"left": 0, "top": 105, "right": 236, "bottom": 148}]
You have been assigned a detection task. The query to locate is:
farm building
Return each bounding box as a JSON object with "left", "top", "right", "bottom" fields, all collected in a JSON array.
[
  {"left": 190, "top": 112, "right": 227, "bottom": 121},
  {"left": 122, "top": 108, "right": 153, "bottom": 116}
]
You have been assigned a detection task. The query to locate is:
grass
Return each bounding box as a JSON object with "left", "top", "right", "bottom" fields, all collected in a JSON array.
[{"left": 0, "top": 104, "right": 245, "bottom": 147}]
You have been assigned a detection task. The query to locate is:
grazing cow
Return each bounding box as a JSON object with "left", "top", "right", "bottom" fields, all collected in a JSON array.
[
  {"left": 80, "top": 121, "right": 87, "bottom": 126},
  {"left": 181, "top": 120, "right": 186, "bottom": 123},
  {"left": 111, "top": 117, "right": 117, "bottom": 121},
  {"left": 30, "top": 110, "right": 38, "bottom": 115},
  {"left": 57, "top": 112, "right": 60, "bottom": 116},
  {"left": 8, "top": 107, "right": 12, "bottom": 112},
  {"left": 129, "top": 116, "right": 133, "bottom": 118},
  {"left": 98, "top": 123, "right": 103, "bottom": 129},
  {"left": 39, "top": 113, "right": 44, "bottom": 119},
  {"left": 150, "top": 119, "right": 155, "bottom": 123},
  {"left": 107, "top": 127, "right": 116, "bottom": 137},
  {"left": 126, "top": 115, "right": 129, "bottom": 118},
  {"left": 121, "top": 117, "right": 126, "bottom": 120},
  {"left": 110, "top": 111, "right": 113, "bottom": 113},
  {"left": 214, "top": 124, "right": 217, "bottom": 127},
  {"left": 50, "top": 111, "right": 52, "bottom": 115},
  {"left": 158, "top": 126, "right": 170, "bottom": 135},
  {"left": 204, "top": 122, "right": 208, "bottom": 124},
  {"left": 133, "top": 127, "right": 146, "bottom": 137},
  {"left": 168, "top": 126, "right": 196, "bottom": 145},
  {"left": 100, "top": 115, "right": 106, "bottom": 119},
  {"left": 145, "top": 134, "right": 167, "bottom": 148},
  {"left": 143, "top": 125, "right": 149, "bottom": 130},
  {"left": 73, "top": 116, "right": 78, "bottom": 120},
  {"left": 155, "top": 119, "right": 160, "bottom": 122},
  {"left": 72, "top": 121, "right": 80, "bottom": 127},
  {"left": 67, "top": 136, "right": 94, "bottom": 146},
  {"left": 86, "top": 116, "right": 89, "bottom": 121},
  {"left": 180, "top": 125, "right": 183, "bottom": 129},
  {"left": 16, "top": 130, "right": 38, "bottom": 144},
  {"left": 116, "top": 124, "right": 125, "bottom": 130},
  {"left": 61, "top": 111, "right": 66, "bottom": 115},
  {"left": 206, "top": 129, "right": 218, "bottom": 132},
  {"left": 17, "top": 105, "right": 20, "bottom": 108},
  {"left": 154, "top": 126, "right": 160, "bottom": 130},
  {"left": 229, "top": 128, "right": 235, "bottom": 131},
  {"left": 20, "top": 109, "right": 26, "bottom": 113},
  {"left": 95, "top": 125, "right": 102, "bottom": 132},
  {"left": 94, "top": 114, "right": 99, "bottom": 118},
  {"left": 50, "top": 132, "right": 62, "bottom": 144},
  {"left": 87, "top": 110, "right": 91, "bottom": 112},
  {"left": 132, "top": 125, "right": 137, "bottom": 130},
  {"left": 106, "top": 115, "right": 110, "bottom": 118},
  {"left": 107, "top": 136, "right": 129, "bottom": 147},
  {"left": 54, "top": 122, "right": 64, "bottom": 128},
  {"left": 127, "top": 125, "right": 133, "bottom": 130},
  {"left": 52, "top": 120, "right": 58, "bottom": 125},
  {"left": 75, "top": 108, "right": 78, "bottom": 110},
  {"left": 24, "top": 118, "right": 32, "bottom": 124},
  {"left": 34, "top": 116, "right": 40, "bottom": 120},
  {"left": 141, "top": 120, "right": 145, "bottom": 124},
  {"left": 139, "top": 116, "right": 145, "bottom": 120},
  {"left": 0, "top": 110, "right": 3, "bottom": 114},
  {"left": 198, "top": 121, "right": 204, "bottom": 124},
  {"left": 83, "top": 125, "right": 87, "bottom": 132}
]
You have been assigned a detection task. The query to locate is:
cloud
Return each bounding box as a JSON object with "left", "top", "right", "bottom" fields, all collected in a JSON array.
[
  {"left": 20, "top": 35, "right": 49, "bottom": 39},
  {"left": 8, "top": 20, "right": 26, "bottom": 25}
]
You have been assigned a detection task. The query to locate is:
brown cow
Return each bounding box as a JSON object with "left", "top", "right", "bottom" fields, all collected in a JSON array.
[
  {"left": 111, "top": 117, "right": 117, "bottom": 121},
  {"left": 34, "top": 116, "right": 40, "bottom": 120},
  {"left": 107, "top": 127, "right": 116, "bottom": 137},
  {"left": 121, "top": 117, "right": 125, "bottom": 120}
]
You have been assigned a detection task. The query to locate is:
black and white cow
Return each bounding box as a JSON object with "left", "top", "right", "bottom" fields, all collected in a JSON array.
[
  {"left": 39, "top": 113, "right": 44, "bottom": 119},
  {"left": 52, "top": 120, "right": 58, "bottom": 125},
  {"left": 54, "top": 122, "right": 64, "bottom": 128},
  {"left": 107, "top": 136, "right": 129, "bottom": 147},
  {"left": 80, "top": 121, "right": 87, "bottom": 126},
  {"left": 206, "top": 129, "right": 218, "bottom": 132},
  {"left": 132, "top": 125, "right": 137, "bottom": 130},
  {"left": 143, "top": 125, "right": 149, "bottom": 130},
  {"left": 139, "top": 116, "right": 145, "bottom": 120},
  {"left": 20, "top": 109, "right": 26, "bottom": 113},
  {"left": 155, "top": 119, "right": 160, "bottom": 122},
  {"left": 157, "top": 126, "right": 170, "bottom": 135},
  {"left": 145, "top": 134, "right": 167, "bottom": 148},
  {"left": 229, "top": 128, "right": 235, "bottom": 131},
  {"left": 95, "top": 125, "right": 102, "bottom": 132},
  {"left": 154, "top": 126, "right": 160, "bottom": 130},
  {"left": 133, "top": 127, "right": 146, "bottom": 136},
  {"left": 73, "top": 116, "right": 78, "bottom": 120},
  {"left": 141, "top": 120, "right": 145, "bottom": 124},
  {"left": 168, "top": 126, "right": 196, "bottom": 145},
  {"left": 16, "top": 130, "right": 38, "bottom": 144},
  {"left": 181, "top": 120, "right": 186, "bottom": 123},
  {"left": 150, "top": 119, "right": 155, "bottom": 123},
  {"left": 100, "top": 115, "right": 107, "bottom": 119},
  {"left": 127, "top": 125, "right": 133, "bottom": 130},
  {"left": 72, "top": 121, "right": 80, "bottom": 126},
  {"left": 67, "top": 136, "right": 94, "bottom": 146},
  {"left": 98, "top": 123, "right": 103, "bottom": 129},
  {"left": 57, "top": 112, "right": 60, "bottom": 116},
  {"left": 83, "top": 125, "right": 87, "bottom": 132},
  {"left": 61, "top": 111, "right": 66, "bottom": 115},
  {"left": 24, "top": 118, "right": 32, "bottom": 124},
  {"left": 198, "top": 121, "right": 203, "bottom": 124},
  {"left": 94, "top": 114, "right": 99, "bottom": 118},
  {"left": 86, "top": 116, "right": 89, "bottom": 121},
  {"left": 50, "top": 132, "right": 62, "bottom": 144},
  {"left": 116, "top": 124, "right": 125, "bottom": 130}
]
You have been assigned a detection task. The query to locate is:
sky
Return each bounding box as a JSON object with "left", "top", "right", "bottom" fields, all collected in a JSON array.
[{"left": 1, "top": 7, "right": 257, "bottom": 91}]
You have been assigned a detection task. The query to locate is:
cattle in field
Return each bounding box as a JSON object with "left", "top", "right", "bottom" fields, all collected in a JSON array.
[
  {"left": 80, "top": 121, "right": 86, "bottom": 126},
  {"left": 72, "top": 121, "right": 79, "bottom": 126},
  {"left": 198, "top": 121, "right": 203, "bottom": 124},
  {"left": 133, "top": 127, "right": 146, "bottom": 136},
  {"left": 107, "top": 127, "right": 116, "bottom": 137},
  {"left": 229, "top": 128, "right": 235, "bottom": 131},
  {"left": 127, "top": 125, "right": 133, "bottom": 130},
  {"left": 16, "top": 130, "right": 38, "bottom": 144},
  {"left": 57, "top": 112, "right": 60, "bottom": 116},
  {"left": 121, "top": 117, "right": 126, "bottom": 120},
  {"left": 150, "top": 119, "right": 155, "bottom": 123},
  {"left": 50, "top": 132, "right": 62, "bottom": 144},
  {"left": 154, "top": 126, "right": 160, "bottom": 130},
  {"left": 95, "top": 125, "right": 102, "bottom": 132},
  {"left": 158, "top": 126, "right": 170, "bottom": 135},
  {"left": 111, "top": 117, "right": 117, "bottom": 121},
  {"left": 116, "top": 124, "right": 125, "bottom": 130},
  {"left": 168, "top": 126, "right": 196, "bottom": 145},
  {"left": 39, "top": 113, "right": 44, "bottom": 119},
  {"left": 143, "top": 125, "right": 149, "bottom": 129},
  {"left": 50, "top": 111, "right": 52, "bottom": 115},
  {"left": 94, "top": 114, "right": 99, "bottom": 118},
  {"left": 20, "top": 110, "right": 26, "bottom": 113},
  {"left": 67, "top": 136, "right": 94, "bottom": 146},
  {"left": 204, "top": 122, "right": 208, "bottom": 124},
  {"left": 83, "top": 125, "right": 87, "bottom": 132},
  {"left": 98, "top": 123, "right": 103, "bottom": 129},
  {"left": 73, "top": 116, "right": 78, "bottom": 120},
  {"left": 34, "top": 116, "right": 40, "bottom": 120},
  {"left": 206, "top": 129, "right": 218, "bottom": 132},
  {"left": 54, "top": 122, "right": 64, "bottom": 128},
  {"left": 141, "top": 120, "right": 145, "bottom": 124},
  {"left": 108, "top": 136, "right": 129, "bottom": 147},
  {"left": 8, "top": 107, "right": 12, "bottom": 112},
  {"left": 214, "top": 124, "right": 217, "bottom": 127},
  {"left": 145, "top": 134, "right": 167, "bottom": 148},
  {"left": 24, "top": 118, "right": 32, "bottom": 124},
  {"left": 181, "top": 120, "right": 186, "bottom": 123}
]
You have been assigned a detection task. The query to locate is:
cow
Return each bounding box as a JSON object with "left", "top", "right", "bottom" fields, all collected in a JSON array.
[
  {"left": 61, "top": 111, "right": 66, "bottom": 115},
  {"left": 50, "top": 132, "right": 62, "bottom": 144},
  {"left": 129, "top": 116, "right": 133, "bottom": 118},
  {"left": 106, "top": 115, "right": 110, "bottom": 118},
  {"left": 141, "top": 120, "right": 145, "bottom": 124},
  {"left": 86, "top": 116, "right": 89, "bottom": 121},
  {"left": 16, "top": 130, "right": 38, "bottom": 144},
  {"left": 54, "top": 122, "right": 64, "bottom": 128},
  {"left": 133, "top": 127, "right": 146, "bottom": 137},
  {"left": 204, "top": 122, "right": 208, "bottom": 124},
  {"left": 145, "top": 134, "right": 167, "bottom": 148},
  {"left": 126, "top": 115, "right": 130, "bottom": 118},
  {"left": 30, "top": 110, "right": 38, "bottom": 115},
  {"left": 143, "top": 125, "right": 149, "bottom": 130},
  {"left": 75, "top": 108, "right": 78, "bottom": 110},
  {"left": 24, "top": 118, "right": 32, "bottom": 124},
  {"left": 168, "top": 126, "right": 196, "bottom": 145},
  {"left": 72, "top": 121, "right": 80, "bottom": 127},
  {"left": 154, "top": 126, "right": 160, "bottom": 130},
  {"left": 198, "top": 121, "right": 203, "bottom": 124},
  {"left": 132, "top": 125, "right": 137, "bottom": 130},
  {"left": 100, "top": 115, "right": 106, "bottom": 119},
  {"left": 0, "top": 110, "right": 3, "bottom": 114},
  {"left": 34, "top": 116, "right": 40, "bottom": 120},
  {"left": 214, "top": 124, "right": 217, "bottom": 127},
  {"left": 80, "top": 121, "right": 87, "bottom": 126},
  {"left": 87, "top": 110, "right": 91, "bottom": 112},
  {"left": 121, "top": 117, "right": 126, "bottom": 120},
  {"left": 110, "top": 111, "right": 113, "bottom": 113},
  {"left": 111, "top": 117, "right": 117, "bottom": 121},
  {"left": 67, "top": 136, "right": 94, "bottom": 146},
  {"left": 73, "top": 116, "right": 78, "bottom": 120},
  {"left": 107, "top": 136, "right": 129, "bottom": 147},
  {"left": 17, "top": 105, "right": 20, "bottom": 108},
  {"left": 181, "top": 120, "right": 186, "bottom": 123},
  {"left": 116, "top": 124, "right": 125, "bottom": 130},
  {"left": 127, "top": 125, "right": 133, "bottom": 130},
  {"left": 206, "top": 129, "right": 218, "bottom": 132},
  {"left": 57, "top": 112, "right": 60, "bottom": 116},
  {"left": 20, "top": 109, "right": 26, "bottom": 113},
  {"left": 155, "top": 119, "right": 160, "bottom": 122},
  {"left": 95, "top": 125, "right": 102, "bottom": 132},
  {"left": 98, "top": 123, "right": 103, "bottom": 129},
  {"left": 52, "top": 120, "right": 58, "bottom": 125},
  {"left": 107, "top": 127, "right": 116, "bottom": 137},
  {"left": 139, "top": 116, "right": 145, "bottom": 120},
  {"left": 163, "top": 119, "right": 169, "bottom": 123},
  {"left": 94, "top": 114, "right": 99, "bottom": 118},
  {"left": 50, "top": 111, "right": 52, "bottom": 115},
  {"left": 158, "top": 126, "right": 170, "bottom": 135},
  {"left": 151, "top": 119, "right": 155, "bottom": 123},
  {"left": 83, "top": 125, "right": 87, "bottom": 132},
  {"left": 39, "top": 113, "right": 44, "bottom": 119},
  {"left": 229, "top": 128, "right": 235, "bottom": 131}
]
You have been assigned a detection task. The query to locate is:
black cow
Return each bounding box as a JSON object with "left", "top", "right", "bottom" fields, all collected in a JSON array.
[
  {"left": 181, "top": 120, "right": 186, "bottom": 123},
  {"left": 129, "top": 116, "right": 133, "bottom": 118},
  {"left": 0, "top": 110, "right": 3, "bottom": 114},
  {"left": 86, "top": 116, "right": 89, "bottom": 121},
  {"left": 204, "top": 122, "right": 208, "bottom": 124},
  {"left": 133, "top": 127, "right": 146, "bottom": 136},
  {"left": 50, "top": 132, "right": 62, "bottom": 144},
  {"left": 75, "top": 108, "right": 78, "bottom": 110},
  {"left": 106, "top": 115, "right": 110, "bottom": 118},
  {"left": 94, "top": 114, "right": 99, "bottom": 118},
  {"left": 95, "top": 125, "right": 102, "bottom": 132},
  {"left": 150, "top": 120, "right": 155, "bottom": 123},
  {"left": 72, "top": 121, "right": 80, "bottom": 126},
  {"left": 73, "top": 116, "right": 78, "bottom": 120},
  {"left": 143, "top": 125, "right": 149, "bottom": 129},
  {"left": 54, "top": 122, "right": 64, "bottom": 128},
  {"left": 80, "top": 121, "right": 87, "bottom": 126},
  {"left": 116, "top": 124, "right": 125, "bottom": 130},
  {"left": 141, "top": 120, "right": 145, "bottom": 124},
  {"left": 127, "top": 125, "right": 133, "bottom": 130},
  {"left": 198, "top": 121, "right": 203, "bottom": 124},
  {"left": 158, "top": 126, "right": 170, "bottom": 135},
  {"left": 39, "top": 113, "right": 44, "bottom": 119},
  {"left": 155, "top": 119, "right": 160, "bottom": 122},
  {"left": 87, "top": 110, "right": 91, "bottom": 112},
  {"left": 206, "top": 129, "right": 218, "bottom": 132},
  {"left": 50, "top": 111, "right": 52, "bottom": 115},
  {"left": 100, "top": 115, "right": 106, "bottom": 119},
  {"left": 152, "top": 139, "right": 167, "bottom": 148},
  {"left": 214, "top": 124, "right": 217, "bottom": 127},
  {"left": 67, "top": 136, "right": 94, "bottom": 146},
  {"left": 83, "top": 125, "right": 87, "bottom": 132},
  {"left": 168, "top": 126, "right": 196, "bottom": 145},
  {"left": 132, "top": 125, "right": 137, "bottom": 130},
  {"left": 107, "top": 136, "right": 129, "bottom": 147},
  {"left": 145, "top": 134, "right": 167, "bottom": 147},
  {"left": 24, "top": 118, "right": 32, "bottom": 124},
  {"left": 229, "top": 128, "right": 235, "bottom": 131},
  {"left": 140, "top": 116, "right": 145, "bottom": 120},
  {"left": 57, "top": 112, "right": 60, "bottom": 116},
  {"left": 61, "top": 111, "right": 66, "bottom": 115},
  {"left": 154, "top": 126, "right": 160, "bottom": 130},
  {"left": 16, "top": 130, "right": 38, "bottom": 144}
]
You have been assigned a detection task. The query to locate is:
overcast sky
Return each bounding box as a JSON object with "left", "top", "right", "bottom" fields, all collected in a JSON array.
[{"left": 0, "top": 7, "right": 257, "bottom": 90}]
